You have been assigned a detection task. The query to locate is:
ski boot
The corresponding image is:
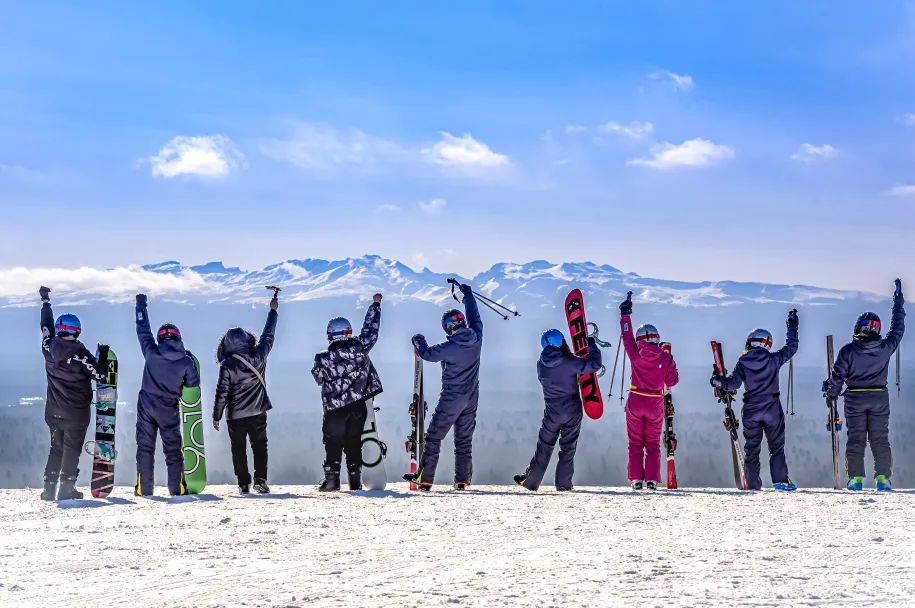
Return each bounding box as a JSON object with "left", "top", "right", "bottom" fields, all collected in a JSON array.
[
  {"left": 319, "top": 463, "right": 341, "bottom": 492},
  {"left": 239, "top": 483, "right": 251, "bottom": 494},
  {"left": 556, "top": 486, "right": 573, "bottom": 492},
  {"left": 513, "top": 474, "right": 537, "bottom": 491},
  {"left": 40, "top": 473, "right": 59, "bottom": 501},
  {"left": 402, "top": 471, "right": 432, "bottom": 491},
  {"left": 875, "top": 475, "right": 893, "bottom": 492},
  {"left": 774, "top": 480, "right": 797, "bottom": 491},
  {"left": 347, "top": 465, "right": 362, "bottom": 491},
  {"left": 846, "top": 476, "right": 864, "bottom": 491},
  {"left": 646, "top": 481, "right": 658, "bottom": 491},
  {"left": 170, "top": 478, "right": 189, "bottom": 497},
  {"left": 57, "top": 475, "right": 84, "bottom": 501},
  {"left": 253, "top": 479, "right": 270, "bottom": 494},
  {"left": 453, "top": 481, "right": 470, "bottom": 490},
  {"left": 630, "top": 480, "right": 644, "bottom": 491}
]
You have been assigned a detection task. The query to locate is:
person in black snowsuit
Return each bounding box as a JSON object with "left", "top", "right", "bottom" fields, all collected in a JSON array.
[
  {"left": 311, "top": 294, "right": 383, "bottom": 491},
  {"left": 213, "top": 292, "right": 279, "bottom": 494},
  {"left": 134, "top": 294, "right": 200, "bottom": 496},
  {"left": 514, "top": 329, "right": 601, "bottom": 491},
  {"left": 711, "top": 310, "right": 799, "bottom": 491},
  {"left": 38, "top": 286, "right": 110, "bottom": 501},
  {"left": 406, "top": 282, "right": 483, "bottom": 490},
  {"left": 824, "top": 279, "right": 904, "bottom": 491}
]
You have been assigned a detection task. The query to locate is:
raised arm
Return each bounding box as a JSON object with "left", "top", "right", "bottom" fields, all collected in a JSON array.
[
  {"left": 76, "top": 345, "right": 110, "bottom": 383},
  {"left": 460, "top": 284, "right": 483, "bottom": 337},
  {"left": 883, "top": 279, "right": 905, "bottom": 352},
  {"left": 135, "top": 294, "right": 156, "bottom": 359},
  {"left": 255, "top": 308, "right": 279, "bottom": 360},
  {"left": 620, "top": 315, "right": 638, "bottom": 361},
  {"left": 774, "top": 311, "right": 800, "bottom": 368},
  {"left": 39, "top": 288, "right": 54, "bottom": 357},
  {"left": 359, "top": 297, "right": 382, "bottom": 352}
]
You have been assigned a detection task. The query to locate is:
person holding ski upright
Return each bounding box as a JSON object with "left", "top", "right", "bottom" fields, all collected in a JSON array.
[
  {"left": 213, "top": 291, "right": 279, "bottom": 494},
  {"left": 405, "top": 281, "right": 483, "bottom": 491},
  {"left": 619, "top": 294, "right": 678, "bottom": 490},
  {"left": 823, "top": 279, "right": 904, "bottom": 492},
  {"left": 312, "top": 294, "right": 383, "bottom": 492},
  {"left": 134, "top": 294, "right": 200, "bottom": 497},
  {"left": 710, "top": 311, "right": 799, "bottom": 491},
  {"left": 37, "top": 286, "right": 111, "bottom": 501},
  {"left": 514, "top": 329, "right": 601, "bottom": 491}
]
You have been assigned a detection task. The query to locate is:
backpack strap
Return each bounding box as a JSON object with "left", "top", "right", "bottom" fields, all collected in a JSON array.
[{"left": 231, "top": 353, "right": 267, "bottom": 390}]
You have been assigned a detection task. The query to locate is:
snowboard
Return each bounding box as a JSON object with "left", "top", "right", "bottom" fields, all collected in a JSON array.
[
  {"left": 564, "top": 289, "right": 603, "bottom": 420},
  {"left": 660, "top": 342, "right": 678, "bottom": 489},
  {"left": 179, "top": 352, "right": 206, "bottom": 494},
  {"left": 825, "top": 335, "right": 843, "bottom": 490},
  {"left": 359, "top": 398, "right": 388, "bottom": 490},
  {"left": 405, "top": 354, "right": 427, "bottom": 490},
  {"left": 87, "top": 347, "right": 118, "bottom": 498},
  {"left": 710, "top": 341, "right": 748, "bottom": 491}
]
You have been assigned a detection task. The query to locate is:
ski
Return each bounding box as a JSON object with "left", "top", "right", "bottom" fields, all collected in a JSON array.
[
  {"left": 86, "top": 347, "right": 118, "bottom": 498},
  {"left": 710, "top": 341, "right": 748, "bottom": 490},
  {"left": 179, "top": 352, "right": 207, "bottom": 494},
  {"left": 825, "top": 335, "right": 843, "bottom": 490},
  {"left": 405, "top": 354, "right": 426, "bottom": 490},
  {"left": 564, "top": 289, "right": 604, "bottom": 420},
  {"left": 660, "top": 342, "right": 678, "bottom": 489}
]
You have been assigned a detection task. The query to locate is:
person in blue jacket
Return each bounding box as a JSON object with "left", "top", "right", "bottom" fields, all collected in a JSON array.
[
  {"left": 405, "top": 281, "right": 482, "bottom": 490},
  {"left": 134, "top": 294, "right": 200, "bottom": 497},
  {"left": 514, "top": 329, "right": 602, "bottom": 491},
  {"left": 711, "top": 310, "right": 799, "bottom": 491},
  {"left": 824, "top": 279, "right": 904, "bottom": 492}
]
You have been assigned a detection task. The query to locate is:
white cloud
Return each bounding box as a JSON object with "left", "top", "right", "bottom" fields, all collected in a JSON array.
[
  {"left": 147, "top": 135, "right": 244, "bottom": 179},
  {"left": 649, "top": 70, "right": 694, "bottom": 91},
  {"left": 376, "top": 203, "right": 402, "bottom": 213},
  {"left": 598, "top": 120, "right": 654, "bottom": 139},
  {"left": 422, "top": 132, "right": 509, "bottom": 168},
  {"left": 887, "top": 184, "right": 915, "bottom": 197},
  {"left": 0, "top": 163, "right": 41, "bottom": 180},
  {"left": 565, "top": 125, "right": 588, "bottom": 135},
  {"left": 418, "top": 198, "right": 447, "bottom": 214},
  {"left": 260, "top": 123, "right": 405, "bottom": 171},
  {"left": 627, "top": 138, "right": 734, "bottom": 170},
  {"left": 899, "top": 113, "right": 915, "bottom": 126},
  {"left": 790, "top": 143, "right": 838, "bottom": 164}
]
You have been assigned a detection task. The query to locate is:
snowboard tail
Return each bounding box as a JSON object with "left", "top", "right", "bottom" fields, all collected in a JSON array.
[
  {"left": 359, "top": 399, "right": 388, "bottom": 490},
  {"left": 564, "top": 289, "right": 604, "bottom": 420},
  {"left": 710, "top": 341, "right": 748, "bottom": 491},
  {"left": 89, "top": 348, "right": 119, "bottom": 499},
  {"left": 179, "top": 353, "right": 206, "bottom": 494}
]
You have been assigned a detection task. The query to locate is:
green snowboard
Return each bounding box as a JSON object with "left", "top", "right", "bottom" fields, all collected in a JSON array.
[{"left": 180, "top": 353, "right": 207, "bottom": 494}]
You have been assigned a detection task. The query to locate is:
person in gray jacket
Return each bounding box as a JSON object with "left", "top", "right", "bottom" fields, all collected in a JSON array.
[{"left": 312, "top": 294, "right": 383, "bottom": 491}]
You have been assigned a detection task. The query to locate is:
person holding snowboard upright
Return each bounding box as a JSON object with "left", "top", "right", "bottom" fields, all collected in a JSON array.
[
  {"left": 514, "top": 329, "right": 602, "bottom": 491},
  {"left": 134, "top": 294, "right": 200, "bottom": 497},
  {"left": 38, "top": 286, "right": 111, "bottom": 501},
  {"left": 619, "top": 295, "right": 678, "bottom": 490},
  {"left": 710, "top": 310, "right": 800, "bottom": 491},
  {"left": 824, "top": 279, "right": 904, "bottom": 492},
  {"left": 405, "top": 281, "right": 483, "bottom": 491},
  {"left": 213, "top": 291, "right": 279, "bottom": 494},
  {"left": 312, "top": 293, "right": 383, "bottom": 492}
]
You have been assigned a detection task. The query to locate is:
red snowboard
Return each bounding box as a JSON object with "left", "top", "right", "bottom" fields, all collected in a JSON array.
[{"left": 564, "top": 289, "right": 604, "bottom": 420}]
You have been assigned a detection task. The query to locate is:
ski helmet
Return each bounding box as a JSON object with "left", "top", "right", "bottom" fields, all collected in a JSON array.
[
  {"left": 55, "top": 314, "right": 81, "bottom": 338},
  {"left": 746, "top": 328, "right": 773, "bottom": 350},
  {"left": 327, "top": 317, "right": 353, "bottom": 342},
  {"left": 854, "top": 312, "right": 882, "bottom": 338},
  {"left": 635, "top": 323, "right": 660, "bottom": 344},
  {"left": 441, "top": 309, "right": 467, "bottom": 335},
  {"left": 157, "top": 323, "right": 182, "bottom": 342},
  {"left": 540, "top": 329, "right": 565, "bottom": 349}
]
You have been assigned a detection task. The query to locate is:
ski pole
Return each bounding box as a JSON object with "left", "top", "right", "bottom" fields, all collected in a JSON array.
[
  {"left": 607, "top": 332, "right": 622, "bottom": 397},
  {"left": 619, "top": 351, "right": 626, "bottom": 407},
  {"left": 896, "top": 343, "right": 901, "bottom": 393},
  {"left": 787, "top": 357, "right": 795, "bottom": 417},
  {"left": 449, "top": 280, "right": 508, "bottom": 320},
  {"left": 447, "top": 278, "right": 520, "bottom": 317}
]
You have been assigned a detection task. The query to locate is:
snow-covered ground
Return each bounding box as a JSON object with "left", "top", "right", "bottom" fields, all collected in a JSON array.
[{"left": 1, "top": 484, "right": 912, "bottom": 607}]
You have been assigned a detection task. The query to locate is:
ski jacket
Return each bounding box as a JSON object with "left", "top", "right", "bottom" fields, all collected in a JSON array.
[
  {"left": 825, "top": 294, "right": 905, "bottom": 397},
  {"left": 620, "top": 315, "right": 679, "bottom": 395},
  {"left": 136, "top": 301, "right": 199, "bottom": 409},
  {"left": 414, "top": 289, "right": 483, "bottom": 398},
  {"left": 538, "top": 339, "right": 602, "bottom": 402},
  {"left": 40, "top": 302, "right": 107, "bottom": 426},
  {"left": 718, "top": 325, "right": 798, "bottom": 408},
  {"left": 213, "top": 309, "right": 278, "bottom": 422},
  {"left": 312, "top": 302, "right": 383, "bottom": 413}
]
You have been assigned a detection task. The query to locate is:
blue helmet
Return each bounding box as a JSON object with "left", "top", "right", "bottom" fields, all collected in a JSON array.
[
  {"left": 55, "top": 314, "right": 81, "bottom": 338},
  {"left": 854, "top": 312, "right": 881, "bottom": 338},
  {"left": 441, "top": 309, "right": 467, "bottom": 335},
  {"left": 746, "top": 328, "right": 773, "bottom": 350},
  {"left": 636, "top": 323, "right": 660, "bottom": 344},
  {"left": 541, "top": 329, "right": 565, "bottom": 349},
  {"left": 327, "top": 317, "right": 353, "bottom": 342}
]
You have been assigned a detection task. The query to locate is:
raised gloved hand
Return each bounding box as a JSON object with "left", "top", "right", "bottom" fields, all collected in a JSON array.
[
  {"left": 787, "top": 309, "right": 799, "bottom": 329},
  {"left": 136, "top": 293, "right": 148, "bottom": 307},
  {"left": 619, "top": 298, "right": 633, "bottom": 316},
  {"left": 39, "top": 286, "right": 51, "bottom": 302},
  {"left": 97, "top": 343, "right": 110, "bottom": 362},
  {"left": 894, "top": 278, "right": 903, "bottom": 303}
]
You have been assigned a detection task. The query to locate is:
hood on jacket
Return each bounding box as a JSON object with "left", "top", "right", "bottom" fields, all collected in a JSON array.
[
  {"left": 539, "top": 345, "right": 569, "bottom": 368},
  {"left": 448, "top": 327, "right": 480, "bottom": 347},
  {"left": 49, "top": 337, "right": 87, "bottom": 363},
  {"left": 852, "top": 335, "right": 883, "bottom": 351},
  {"left": 636, "top": 341, "right": 664, "bottom": 362},
  {"left": 739, "top": 347, "right": 773, "bottom": 372},
  {"left": 217, "top": 328, "right": 256, "bottom": 362},
  {"left": 327, "top": 337, "right": 368, "bottom": 363},
  {"left": 159, "top": 338, "right": 190, "bottom": 361}
]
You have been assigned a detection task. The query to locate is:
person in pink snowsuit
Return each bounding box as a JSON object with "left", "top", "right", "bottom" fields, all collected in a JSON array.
[{"left": 619, "top": 296, "right": 678, "bottom": 489}]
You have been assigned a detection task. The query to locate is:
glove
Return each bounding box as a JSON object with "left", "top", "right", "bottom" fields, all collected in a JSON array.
[
  {"left": 136, "top": 293, "right": 148, "bottom": 307},
  {"left": 894, "top": 278, "right": 903, "bottom": 303},
  {"left": 39, "top": 286, "right": 51, "bottom": 302},
  {"left": 97, "top": 343, "right": 110, "bottom": 362},
  {"left": 787, "top": 309, "right": 799, "bottom": 329},
  {"left": 459, "top": 283, "right": 472, "bottom": 294},
  {"left": 821, "top": 380, "right": 831, "bottom": 397},
  {"left": 710, "top": 374, "right": 726, "bottom": 389},
  {"left": 619, "top": 299, "right": 633, "bottom": 316},
  {"left": 412, "top": 334, "right": 424, "bottom": 348}
]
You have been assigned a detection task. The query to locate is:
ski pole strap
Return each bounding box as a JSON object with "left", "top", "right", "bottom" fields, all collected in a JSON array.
[{"left": 629, "top": 386, "right": 664, "bottom": 398}]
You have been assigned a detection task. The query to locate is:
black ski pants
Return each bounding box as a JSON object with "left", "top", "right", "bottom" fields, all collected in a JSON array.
[
  {"left": 322, "top": 400, "right": 367, "bottom": 473},
  {"left": 844, "top": 391, "right": 892, "bottom": 479},
  {"left": 227, "top": 413, "right": 268, "bottom": 485},
  {"left": 45, "top": 419, "right": 88, "bottom": 480}
]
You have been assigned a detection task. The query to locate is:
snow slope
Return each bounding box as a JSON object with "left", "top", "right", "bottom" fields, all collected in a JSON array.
[{"left": 1, "top": 485, "right": 912, "bottom": 607}]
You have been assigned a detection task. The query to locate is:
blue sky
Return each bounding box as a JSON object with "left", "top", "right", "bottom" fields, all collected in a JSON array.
[{"left": 2, "top": 2, "right": 914, "bottom": 293}]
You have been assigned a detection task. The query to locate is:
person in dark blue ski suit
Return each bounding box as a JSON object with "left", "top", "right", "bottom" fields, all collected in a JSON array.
[
  {"left": 514, "top": 329, "right": 601, "bottom": 491},
  {"left": 824, "top": 279, "right": 904, "bottom": 491},
  {"left": 711, "top": 310, "right": 799, "bottom": 491},
  {"left": 134, "top": 294, "right": 200, "bottom": 496},
  {"left": 407, "top": 282, "right": 482, "bottom": 490}
]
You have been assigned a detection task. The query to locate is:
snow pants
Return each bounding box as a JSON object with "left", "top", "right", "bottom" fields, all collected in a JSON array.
[
  {"left": 419, "top": 385, "right": 479, "bottom": 485},
  {"left": 523, "top": 397, "right": 582, "bottom": 490},
  {"left": 626, "top": 393, "right": 664, "bottom": 482},
  {"left": 323, "top": 400, "right": 367, "bottom": 473},
  {"left": 135, "top": 397, "right": 184, "bottom": 495},
  {"left": 742, "top": 401, "right": 789, "bottom": 490},
  {"left": 228, "top": 413, "right": 268, "bottom": 485},
  {"left": 44, "top": 420, "right": 88, "bottom": 480},
  {"left": 843, "top": 391, "right": 891, "bottom": 479}
]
